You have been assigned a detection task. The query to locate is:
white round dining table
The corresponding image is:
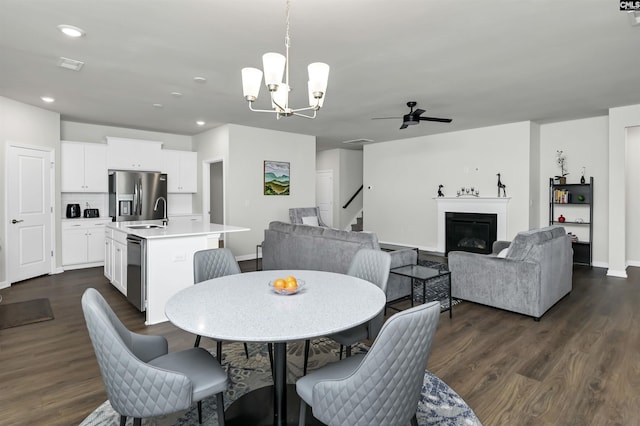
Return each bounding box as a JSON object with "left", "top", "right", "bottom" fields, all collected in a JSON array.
[{"left": 165, "top": 269, "right": 387, "bottom": 426}]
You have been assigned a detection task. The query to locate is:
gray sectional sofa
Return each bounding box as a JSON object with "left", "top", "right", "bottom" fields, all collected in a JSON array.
[
  {"left": 261, "top": 221, "right": 417, "bottom": 302},
  {"left": 448, "top": 225, "right": 573, "bottom": 320}
]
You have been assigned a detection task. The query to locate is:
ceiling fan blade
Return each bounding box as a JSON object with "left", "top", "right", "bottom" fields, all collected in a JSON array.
[
  {"left": 372, "top": 117, "right": 403, "bottom": 120},
  {"left": 399, "top": 123, "right": 408, "bottom": 129},
  {"left": 419, "top": 117, "right": 453, "bottom": 123},
  {"left": 413, "top": 108, "right": 426, "bottom": 117}
]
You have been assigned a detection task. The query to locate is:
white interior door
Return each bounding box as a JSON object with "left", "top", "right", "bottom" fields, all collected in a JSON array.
[
  {"left": 316, "top": 170, "right": 333, "bottom": 228},
  {"left": 7, "top": 146, "right": 52, "bottom": 283}
]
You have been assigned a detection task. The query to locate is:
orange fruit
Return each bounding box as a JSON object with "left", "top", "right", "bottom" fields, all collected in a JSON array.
[
  {"left": 273, "top": 278, "right": 286, "bottom": 290},
  {"left": 284, "top": 276, "right": 297, "bottom": 286},
  {"left": 285, "top": 279, "right": 298, "bottom": 291}
]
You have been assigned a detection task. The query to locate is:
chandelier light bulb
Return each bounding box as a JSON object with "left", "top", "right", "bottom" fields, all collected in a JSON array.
[{"left": 241, "top": 67, "right": 263, "bottom": 101}]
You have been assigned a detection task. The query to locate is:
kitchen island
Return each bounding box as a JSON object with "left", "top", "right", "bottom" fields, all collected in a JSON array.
[{"left": 105, "top": 220, "right": 249, "bottom": 325}]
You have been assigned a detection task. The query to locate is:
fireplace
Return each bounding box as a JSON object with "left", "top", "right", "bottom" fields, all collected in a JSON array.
[{"left": 445, "top": 212, "right": 497, "bottom": 255}]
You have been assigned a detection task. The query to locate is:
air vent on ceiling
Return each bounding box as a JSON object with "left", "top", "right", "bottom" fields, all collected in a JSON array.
[
  {"left": 342, "top": 138, "right": 374, "bottom": 145},
  {"left": 57, "top": 57, "right": 84, "bottom": 71}
]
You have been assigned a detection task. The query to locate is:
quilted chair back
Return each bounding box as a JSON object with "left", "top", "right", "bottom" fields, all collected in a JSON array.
[
  {"left": 312, "top": 301, "right": 441, "bottom": 426},
  {"left": 81, "top": 288, "right": 192, "bottom": 418},
  {"left": 194, "top": 248, "right": 241, "bottom": 284},
  {"left": 347, "top": 248, "right": 391, "bottom": 339}
]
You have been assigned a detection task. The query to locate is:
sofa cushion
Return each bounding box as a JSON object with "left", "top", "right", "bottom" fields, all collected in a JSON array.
[{"left": 506, "top": 225, "right": 566, "bottom": 261}]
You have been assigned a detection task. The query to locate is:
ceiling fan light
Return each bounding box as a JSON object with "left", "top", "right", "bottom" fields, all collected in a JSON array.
[
  {"left": 308, "top": 81, "right": 325, "bottom": 108},
  {"left": 241, "top": 67, "right": 263, "bottom": 101},
  {"left": 263, "top": 52, "right": 286, "bottom": 88},
  {"left": 308, "top": 62, "right": 329, "bottom": 93},
  {"left": 403, "top": 114, "right": 418, "bottom": 125}
]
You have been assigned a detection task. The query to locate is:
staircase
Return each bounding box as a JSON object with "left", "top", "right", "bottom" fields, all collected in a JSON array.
[{"left": 351, "top": 213, "right": 363, "bottom": 232}]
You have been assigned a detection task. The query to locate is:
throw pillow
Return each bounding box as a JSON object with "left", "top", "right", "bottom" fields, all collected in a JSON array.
[
  {"left": 301, "top": 216, "right": 319, "bottom": 226},
  {"left": 497, "top": 248, "right": 509, "bottom": 258}
]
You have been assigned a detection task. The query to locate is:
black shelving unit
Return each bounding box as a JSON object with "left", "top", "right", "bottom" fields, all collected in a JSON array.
[{"left": 549, "top": 177, "right": 593, "bottom": 266}]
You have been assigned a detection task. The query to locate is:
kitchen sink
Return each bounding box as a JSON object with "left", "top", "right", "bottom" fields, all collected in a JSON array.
[{"left": 127, "top": 224, "right": 165, "bottom": 229}]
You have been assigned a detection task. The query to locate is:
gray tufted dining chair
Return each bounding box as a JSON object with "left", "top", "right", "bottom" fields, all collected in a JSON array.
[
  {"left": 81, "top": 288, "right": 227, "bottom": 426},
  {"left": 193, "top": 248, "right": 250, "bottom": 361},
  {"left": 296, "top": 301, "right": 441, "bottom": 426},
  {"left": 302, "top": 248, "right": 391, "bottom": 374}
]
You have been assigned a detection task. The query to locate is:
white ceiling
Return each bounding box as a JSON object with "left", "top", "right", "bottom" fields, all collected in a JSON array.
[{"left": 1, "top": 0, "right": 639, "bottom": 151}]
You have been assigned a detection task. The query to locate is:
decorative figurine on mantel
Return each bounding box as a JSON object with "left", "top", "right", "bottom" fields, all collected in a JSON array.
[
  {"left": 497, "top": 173, "right": 507, "bottom": 197},
  {"left": 437, "top": 184, "right": 445, "bottom": 197},
  {"left": 580, "top": 166, "right": 586, "bottom": 184}
]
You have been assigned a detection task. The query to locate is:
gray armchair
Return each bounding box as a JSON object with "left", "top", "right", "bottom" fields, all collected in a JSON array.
[
  {"left": 296, "top": 301, "right": 441, "bottom": 426},
  {"left": 289, "top": 207, "right": 328, "bottom": 227},
  {"left": 81, "top": 288, "right": 227, "bottom": 425},
  {"left": 448, "top": 225, "right": 573, "bottom": 320}
]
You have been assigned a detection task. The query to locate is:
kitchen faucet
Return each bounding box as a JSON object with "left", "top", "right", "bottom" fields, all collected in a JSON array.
[{"left": 154, "top": 196, "right": 168, "bottom": 226}]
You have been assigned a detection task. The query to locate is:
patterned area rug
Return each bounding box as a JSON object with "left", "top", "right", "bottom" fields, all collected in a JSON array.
[
  {"left": 416, "top": 260, "right": 461, "bottom": 311},
  {"left": 81, "top": 340, "right": 481, "bottom": 426}
]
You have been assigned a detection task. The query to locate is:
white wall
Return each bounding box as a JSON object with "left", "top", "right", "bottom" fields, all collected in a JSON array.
[
  {"left": 1, "top": 96, "right": 61, "bottom": 284},
  {"left": 61, "top": 121, "right": 192, "bottom": 150},
  {"left": 363, "top": 121, "right": 533, "bottom": 251},
  {"left": 539, "top": 116, "right": 609, "bottom": 266},
  {"left": 195, "top": 124, "right": 316, "bottom": 258},
  {"left": 626, "top": 126, "right": 640, "bottom": 265},
  {"left": 608, "top": 104, "right": 640, "bottom": 276}
]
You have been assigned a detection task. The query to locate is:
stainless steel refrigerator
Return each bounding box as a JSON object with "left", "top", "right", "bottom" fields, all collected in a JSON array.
[{"left": 108, "top": 170, "right": 168, "bottom": 222}]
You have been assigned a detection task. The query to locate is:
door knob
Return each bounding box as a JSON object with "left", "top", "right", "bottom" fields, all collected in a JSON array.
[{"left": 11, "top": 219, "right": 24, "bottom": 224}]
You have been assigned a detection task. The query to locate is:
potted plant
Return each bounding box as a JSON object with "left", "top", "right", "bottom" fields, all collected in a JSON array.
[{"left": 555, "top": 150, "right": 568, "bottom": 184}]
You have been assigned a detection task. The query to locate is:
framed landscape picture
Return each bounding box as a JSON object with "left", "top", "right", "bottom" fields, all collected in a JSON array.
[{"left": 264, "top": 160, "right": 290, "bottom": 195}]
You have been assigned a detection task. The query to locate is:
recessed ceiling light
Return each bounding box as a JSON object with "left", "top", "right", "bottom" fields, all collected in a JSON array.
[
  {"left": 57, "top": 57, "right": 84, "bottom": 71},
  {"left": 193, "top": 77, "right": 207, "bottom": 83},
  {"left": 171, "top": 92, "right": 183, "bottom": 97},
  {"left": 57, "top": 24, "right": 86, "bottom": 38},
  {"left": 342, "top": 138, "right": 374, "bottom": 145},
  {"left": 153, "top": 103, "right": 164, "bottom": 108},
  {"left": 196, "top": 120, "right": 206, "bottom": 126},
  {"left": 41, "top": 96, "right": 55, "bottom": 103}
]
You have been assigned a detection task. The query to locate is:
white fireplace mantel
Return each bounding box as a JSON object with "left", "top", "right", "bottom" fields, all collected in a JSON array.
[{"left": 434, "top": 197, "right": 511, "bottom": 253}]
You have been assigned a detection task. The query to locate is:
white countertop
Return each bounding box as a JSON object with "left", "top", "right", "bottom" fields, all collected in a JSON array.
[
  {"left": 165, "top": 270, "right": 387, "bottom": 342},
  {"left": 106, "top": 220, "right": 249, "bottom": 239}
]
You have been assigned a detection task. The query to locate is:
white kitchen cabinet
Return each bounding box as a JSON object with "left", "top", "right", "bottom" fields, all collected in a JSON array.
[
  {"left": 161, "top": 149, "right": 197, "bottom": 192},
  {"left": 168, "top": 214, "right": 203, "bottom": 224},
  {"left": 61, "top": 141, "right": 108, "bottom": 192},
  {"left": 104, "top": 229, "right": 113, "bottom": 281},
  {"left": 111, "top": 229, "right": 128, "bottom": 296},
  {"left": 62, "top": 219, "right": 111, "bottom": 268},
  {"left": 106, "top": 137, "right": 163, "bottom": 171}
]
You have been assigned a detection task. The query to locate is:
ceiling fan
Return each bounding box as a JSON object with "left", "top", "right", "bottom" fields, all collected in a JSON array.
[{"left": 373, "top": 101, "right": 452, "bottom": 129}]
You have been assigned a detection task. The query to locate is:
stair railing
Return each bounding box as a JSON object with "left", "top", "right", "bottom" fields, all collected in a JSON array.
[{"left": 342, "top": 185, "right": 363, "bottom": 209}]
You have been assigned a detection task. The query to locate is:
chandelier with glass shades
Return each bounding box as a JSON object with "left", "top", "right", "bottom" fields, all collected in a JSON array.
[{"left": 241, "top": 0, "right": 330, "bottom": 119}]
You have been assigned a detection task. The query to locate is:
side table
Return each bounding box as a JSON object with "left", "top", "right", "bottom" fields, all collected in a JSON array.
[{"left": 390, "top": 264, "right": 452, "bottom": 318}]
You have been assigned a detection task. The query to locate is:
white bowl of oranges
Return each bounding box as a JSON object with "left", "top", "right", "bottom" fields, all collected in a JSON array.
[{"left": 269, "top": 275, "right": 305, "bottom": 295}]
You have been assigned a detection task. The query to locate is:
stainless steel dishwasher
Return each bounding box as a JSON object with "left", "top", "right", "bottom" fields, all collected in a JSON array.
[{"left": 126, "top": 235, "right": 147, "bottom": 311}]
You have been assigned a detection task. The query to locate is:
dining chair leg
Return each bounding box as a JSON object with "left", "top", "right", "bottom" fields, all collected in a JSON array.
[
  {"left": 198, "top": 400, "right": 203, "bottom": 424},
  {"left": 216, "top": 392, "right": 226, "bottom": 426},
  {"left": 346, "top": 345, "right": 352, "bottom": 358},
  {"left": 298, "top": 399, "right": 307, "bottom": 426},
  {"left": 243, "top": 342, "right": 250, "bottom": 359},
  {"left": 133, "top": 418, "right": 142, "bottom": 426},
  {"left": 339, "top": 344, "right": 344, "bottom": 360},
  {"left": 216, "top": 341, "right": 223, "bottom": 363},
  {"left": 120, "top": 415, "right": 127, "bottom": 426},
  {"left": 303, "top": 339, "right": 310, "bottom": 375},
  {"left": 194, "top": 335, "right": 202, "bottom": 348},
  {"left": 411, "top": 413, "right": 419, "bottom": 426}
]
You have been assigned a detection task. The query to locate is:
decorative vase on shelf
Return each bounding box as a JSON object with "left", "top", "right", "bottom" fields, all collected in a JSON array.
[
  {"left": 558, "top": 215, "right": 566, "bottom": 223},
  {"left": 580, "top": 175, "right": 586, "bottom": 184},
  {"left": 558, "top": 177, "right": 567, "bottom": 185}
]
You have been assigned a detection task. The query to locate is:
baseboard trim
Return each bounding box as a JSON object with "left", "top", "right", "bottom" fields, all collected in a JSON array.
[
  {"left": 0, "top": 280, "right": 8, "bottom": 290},
  {"left": 606, "top": 268, "right": 628, "bottom": 278}
]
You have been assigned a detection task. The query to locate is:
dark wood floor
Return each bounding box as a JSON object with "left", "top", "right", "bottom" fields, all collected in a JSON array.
[{"left": 1, "top": 259, "right": 638, "bottom": 425}]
